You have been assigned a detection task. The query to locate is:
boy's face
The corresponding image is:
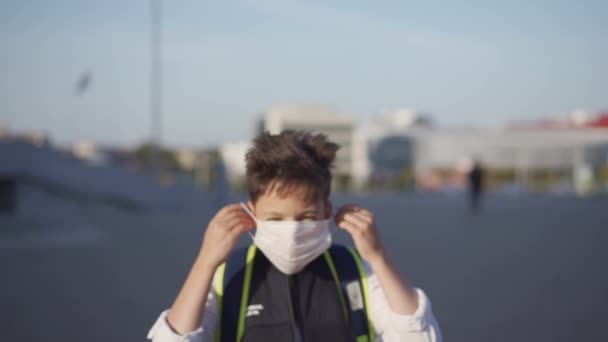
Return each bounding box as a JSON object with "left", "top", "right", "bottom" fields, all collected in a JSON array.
[{"left": 248, "top": 184, "right": 332, "bottom": 222}]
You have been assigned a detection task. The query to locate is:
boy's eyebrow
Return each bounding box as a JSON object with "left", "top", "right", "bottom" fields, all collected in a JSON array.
[{"left": 263, "top": 209, "right": 317, "bottom": 217}]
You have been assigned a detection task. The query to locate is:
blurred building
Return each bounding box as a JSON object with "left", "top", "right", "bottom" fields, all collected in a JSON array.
[
  {"left": 71, "top": 141, "right": 112, "bottom": 166},
  {"left": 257, "top": 105, "right": 354, "bottom": 187},
  {"left": 219, "top": 141, "right": 251, "bottom": 191},
  {"left": 172, "top": 148, "right": 222, "bottom": 189},
  {"left": 352, "top": 109, "right": 432, "bottom": 190},
  {"left": 221, "top": 108, "right": 608, "bottom": 195},
  {"left": 0, "top": 124, "right": 8, "bottom": 139},
  {"left": 413, "top": 128, "right": 608, "bottom": 172},
  {"left": 15, "top": 131, "right": 51, "bottom": 147},
  {"left": 355, "top": 110, "right": 608, "bottom": 194},
  {"left": 509, "top": 110, "right": 608, "bottom": 129},
  {"left": 219, "top": 105, "right": 355, "bottom": 191}
]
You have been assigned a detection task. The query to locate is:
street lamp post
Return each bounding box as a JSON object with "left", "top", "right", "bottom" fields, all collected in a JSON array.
[{"left": 150, "top": 0, "right": 163, "bottom": 147}]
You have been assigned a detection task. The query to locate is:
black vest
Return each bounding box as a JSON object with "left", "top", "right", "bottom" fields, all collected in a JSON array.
[{"left": 218, "top": 244, "right": 372, "bottom": 342}]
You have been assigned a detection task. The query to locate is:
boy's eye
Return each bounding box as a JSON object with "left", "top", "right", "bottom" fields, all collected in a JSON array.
[
  {"left": 267, "top": 217, "right": 282, "bottom": 221},
  {"left": 301, "top": 216, "right": 317, "bottom": 221}
]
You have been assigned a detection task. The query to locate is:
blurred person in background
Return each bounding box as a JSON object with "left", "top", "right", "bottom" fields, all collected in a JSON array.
[{"left": 468, "top": 160, "right": 485, "bottom": 214}]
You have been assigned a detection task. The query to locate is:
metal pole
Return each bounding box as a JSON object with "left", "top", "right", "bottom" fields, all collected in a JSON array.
[{"left": 150, "top": 0, "right": 162, "bottom": 147}]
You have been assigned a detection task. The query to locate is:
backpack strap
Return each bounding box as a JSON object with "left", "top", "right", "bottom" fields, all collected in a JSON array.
[
  {"left": 217, "top": 244, "right": 373, "bottom": 342},
  {"left": 216, "top": 244, "right": 257, "bottom": 342},
  {"left": 325, "top": 245, "right": 375, "bottom": 342}
]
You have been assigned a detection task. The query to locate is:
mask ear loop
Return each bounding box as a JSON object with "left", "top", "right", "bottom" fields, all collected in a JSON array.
[
  {"left": 240, "top": 202, "right": 258, "bottom": 241},
  {"left": 240, "top": 202, "right": 255, "bottom": 218}
]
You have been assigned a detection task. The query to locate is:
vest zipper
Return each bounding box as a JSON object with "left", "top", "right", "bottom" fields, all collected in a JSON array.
[{"left": 286, "top": 275, "right": 299, "bottom": 342}]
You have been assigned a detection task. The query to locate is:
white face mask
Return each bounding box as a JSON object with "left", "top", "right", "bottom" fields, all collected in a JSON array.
[{"left": 240, "top": 203, "right": 333, "bottom": 275}]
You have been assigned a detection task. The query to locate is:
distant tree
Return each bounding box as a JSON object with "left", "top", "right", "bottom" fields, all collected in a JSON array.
[{"left": 133, "top": 143, "right": 179, "bottom": 170}]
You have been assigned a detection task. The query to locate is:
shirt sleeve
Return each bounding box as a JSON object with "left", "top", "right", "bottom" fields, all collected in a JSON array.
[
  {"left": 147, "top": 269, "right": 221, "bottom": 342},
  {"left": 364, "top": 261, "right": 443, "bottom": 342}
]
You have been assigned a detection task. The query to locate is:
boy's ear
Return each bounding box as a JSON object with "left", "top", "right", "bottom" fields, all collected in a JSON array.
[{"left": 324, "top": 199, "right": 333, "bottom": 219}]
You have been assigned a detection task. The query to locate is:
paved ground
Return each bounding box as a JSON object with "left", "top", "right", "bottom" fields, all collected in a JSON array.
[{"left": 1, "top": 193, "right": 607, "bottom": 341}]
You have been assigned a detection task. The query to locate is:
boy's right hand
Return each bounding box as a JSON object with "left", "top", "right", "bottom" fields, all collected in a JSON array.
[{"left": 198, "top": 204, "right": 255, "bottom": 270}]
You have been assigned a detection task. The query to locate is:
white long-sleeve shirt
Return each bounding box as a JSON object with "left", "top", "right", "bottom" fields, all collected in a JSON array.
[{"left": 148, "top": 261, "right": 442, "bottom": 342}]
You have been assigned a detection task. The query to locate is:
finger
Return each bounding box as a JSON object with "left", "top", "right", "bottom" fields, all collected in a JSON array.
[
  {"left": 225, "top": 215, "right": 255, "bottom": 231},
  {"left": 216, "top": 204, "right": 244, "bottom": 219},
  {"left": 227, "top": 204, "right": 249, "bottom": 215},
  {"left": 335, "top": 203, "right": 359, "bottom": 215},
  {"left": 222, "top": 209, "right": 250, "bottom": 221},
  {"left": 223, "top": 217, "right": 242, "bottom": 230},
  {"left": 334, "top": 206, "right": 358, "bottom": 223},
  {"left": 353, "top": 207, "right": 373, "bottom": 217},
  {"left": 335, "top": 204, "right": 372, "bottom": 221},
  {"left": 228, "top": 223, "right": 253, "bottom": 238},
  {"left": 221, "top": 203, "right": 243, "bottom": 213},
  {"left": 343, "top": 212, "right": 368, "bottom": 228},
  {"left": 352, "top": 211, "right": 374, "bottom": 224},
  {"left": 222, "top": 208, "right": 248, "bottom": 220},
  {"left": 335, "top": 204, "right": 351, "bottom": 214},
  {"left": 337, "top": 220, "right": 360, "bottom": 236}
]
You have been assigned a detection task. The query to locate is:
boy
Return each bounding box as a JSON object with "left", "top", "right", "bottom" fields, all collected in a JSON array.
[{"left": 148, "top": 130, "right": 441, "bottom": 342}]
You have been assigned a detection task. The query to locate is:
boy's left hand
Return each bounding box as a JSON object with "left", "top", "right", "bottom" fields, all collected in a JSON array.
[{"left": 335, "top": 204, "right": 385, "bottom": 265}]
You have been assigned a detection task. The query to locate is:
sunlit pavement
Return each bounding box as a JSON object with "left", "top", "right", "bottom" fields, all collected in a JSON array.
[{"left": 1, "top": 193, "right": 607, "bottom": 341}]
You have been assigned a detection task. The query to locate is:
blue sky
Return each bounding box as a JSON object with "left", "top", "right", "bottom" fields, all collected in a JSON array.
[{"left": 1, "top": 0, "right": 607, "bottom": 147}]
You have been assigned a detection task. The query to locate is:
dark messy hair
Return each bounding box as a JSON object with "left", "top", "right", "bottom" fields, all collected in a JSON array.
[{"left": 245, "top": 130, "right": 339, "bottom": 204}]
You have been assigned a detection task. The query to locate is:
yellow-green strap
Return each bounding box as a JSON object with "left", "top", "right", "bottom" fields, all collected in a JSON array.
[
  {"left": 323, "top": 250, "right": 349, "bottom": 320},
  {"left": 213, "top": 262, "right": 226, "bottom": 342},
  {"left": 356, "top": 335, "right": 370, "bottom": 342},
  {"left": 347, "top": 247, "right": 375, "bottom": 342},
  {"left": 236, "top": 245, "right": 257, "bottom": 342}
]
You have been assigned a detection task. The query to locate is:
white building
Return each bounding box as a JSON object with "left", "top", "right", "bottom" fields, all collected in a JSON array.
[
  {"left": 259, "top": 105, "right": 354, "bottom": 180},
  {"left": 412, "top": 128, "right": 608, "bottom": 173},
  {"left": 355, "top": 110, "right": 608, "bottom": 194},
  {"left": 351, "top": 109, "right": 432, "bottom": 188},
  {"left": 219, "top": 141, "right": 251, "bottom": 188}
]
